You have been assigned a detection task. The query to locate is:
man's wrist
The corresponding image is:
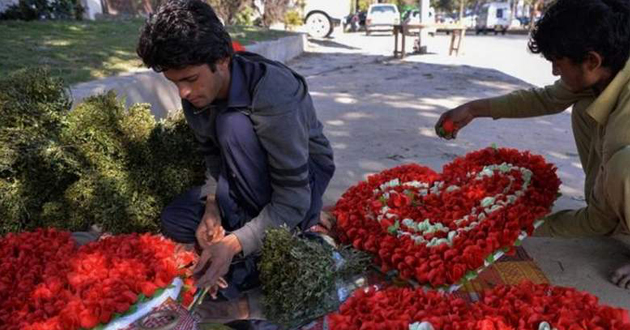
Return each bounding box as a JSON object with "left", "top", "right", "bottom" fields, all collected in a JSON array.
[
  {"left": 469, "top": 99, "right": 491, "bottom": 118},
  {"left": 225, "top": 234, "right": 243, "bottom": 255}
]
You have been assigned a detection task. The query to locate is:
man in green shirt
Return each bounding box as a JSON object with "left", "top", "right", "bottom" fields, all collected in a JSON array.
[{"left": 435, "top": 0, "right": 630, "bottom": 289}]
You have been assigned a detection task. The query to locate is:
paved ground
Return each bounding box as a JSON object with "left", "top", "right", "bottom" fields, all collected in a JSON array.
[{"left": 294, "top": 30, "right": 630, "bottom": 309}]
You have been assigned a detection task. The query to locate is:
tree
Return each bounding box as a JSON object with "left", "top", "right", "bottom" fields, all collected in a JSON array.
[
  {"left": 257, "top": 0, "right": 290, "bottom": 26},
  {"left": 358, "top": 0, "right": 372, "bottom": 11},
  {"left": 207, "top": 0, "right": 252, "bottom": 25}
]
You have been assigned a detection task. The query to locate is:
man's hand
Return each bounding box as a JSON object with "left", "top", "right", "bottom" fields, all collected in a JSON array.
[
  {"left": 196, "top": 213, "right": 224, "bottom": 249},
  {"left": 196, "top": 194, "right": 224, "bottom": 249},
  {"left": 434, "top": 99, "right": 491, "bottom": 140},
  {"left": 193, "top": 234, "right": 243, "bottom": 289}
]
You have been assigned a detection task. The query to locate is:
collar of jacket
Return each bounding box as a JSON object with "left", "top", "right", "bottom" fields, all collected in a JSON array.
[
  {"left": 586, "top": 58, "right": 630, "bottom": 125},
  {"left": 187, "top": 55, "right": 254, "bottom": 114}
]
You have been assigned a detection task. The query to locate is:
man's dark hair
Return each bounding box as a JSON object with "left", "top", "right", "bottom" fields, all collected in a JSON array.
[
  {"left": 137, "top": 0, "right": 233, "bottom": 72},
  {"left": 528, "top": 0, "right": 630, "bottom": 74}
]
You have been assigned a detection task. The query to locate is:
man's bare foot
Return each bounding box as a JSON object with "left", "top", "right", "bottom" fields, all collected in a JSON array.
[{"left": 611, "top": 263, "right": 630, "bottom": 289}]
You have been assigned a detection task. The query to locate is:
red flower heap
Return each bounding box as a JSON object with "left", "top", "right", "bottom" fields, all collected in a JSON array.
[
  {"left": 333, "top": 148, "right": 561, "bottom": 287},
  {"left": 0, "top": 228, "right": 194, "bottom": 330},
  {"left": 329, "top": 282, "right": 630, "bottom": 330}
]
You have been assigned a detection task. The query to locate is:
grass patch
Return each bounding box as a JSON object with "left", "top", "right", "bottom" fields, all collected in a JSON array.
[
  {"left": 0, "top": 20, "right": 297, "bottom": 85},
  {"left": 228, "top": 25, "right": 297, "bottom": 45}
]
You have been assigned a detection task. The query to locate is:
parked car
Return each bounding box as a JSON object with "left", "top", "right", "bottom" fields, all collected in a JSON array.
[
  {"left": 475, "top": 2, "right": 511, "bottom": 35},
  {"left": 303, "top": 0, "right": 352, "bottom": 38},
  {"left": 402, "top": 8, "right": 437, "bottom": 36},
  {"left": 365, "top": 3, "right": 400, "bottom": 35},
  {"left": 435, "top": 13, "right": 455, "bottom": 24},
  {"left": 462, "top": 14, "right": 477, "bottom": 28}
]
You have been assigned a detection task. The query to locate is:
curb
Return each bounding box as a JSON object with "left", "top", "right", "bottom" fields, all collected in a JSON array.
[{"left": 70, "top": 33, "right": 307, "bottom": 119}]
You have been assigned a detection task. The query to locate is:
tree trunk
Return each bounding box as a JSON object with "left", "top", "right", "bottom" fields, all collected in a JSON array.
[{"left": 142, "top": 0, "right": 153, "bottom": 14}]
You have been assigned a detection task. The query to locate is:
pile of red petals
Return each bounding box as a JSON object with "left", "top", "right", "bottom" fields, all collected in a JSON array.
[
  {"left": 333, "top": 148, "right": 560, "bottom": 287},
  {"left": 329, "top": 281, "right": 630, "bottom": 330},
  {"left": 0, "top": 228, "right": 195, "bottom": 330}
]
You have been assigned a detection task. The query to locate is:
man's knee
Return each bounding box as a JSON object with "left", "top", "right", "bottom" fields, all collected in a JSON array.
[
  {"left": 160, "top": 205, "right": 183, "bottom": 241},
  {"left": 159, "top": 187, "right": 205, "bottom": 243},
  {"left": 216, "top": 111, "right": 256, "bottom": 147},
  {"left": 606, "top": 147, "right": 630, "bottom": 182}
]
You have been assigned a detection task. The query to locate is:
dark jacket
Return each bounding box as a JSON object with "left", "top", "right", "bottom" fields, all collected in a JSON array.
[{"left": 182, "top": 52, "right": 334, "bottom": 255}]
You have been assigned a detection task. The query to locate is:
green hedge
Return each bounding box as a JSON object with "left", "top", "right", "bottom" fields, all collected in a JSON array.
[{"left": 0, "top": 69, "right": 205, "bottom": 235}]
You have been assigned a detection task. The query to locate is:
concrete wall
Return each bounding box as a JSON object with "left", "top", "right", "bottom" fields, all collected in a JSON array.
[{"left": 70, "top": 33, "right": 307, "bottom": 119}]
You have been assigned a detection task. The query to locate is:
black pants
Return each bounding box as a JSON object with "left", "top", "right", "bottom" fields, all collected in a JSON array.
[{"left": 161, "top": 110, "right": 334, "bottom": 298}]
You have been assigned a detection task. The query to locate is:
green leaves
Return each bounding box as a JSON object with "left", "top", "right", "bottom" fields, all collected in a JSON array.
[{"left": 387, "top": 220, "right": 400, "bottom": 235}]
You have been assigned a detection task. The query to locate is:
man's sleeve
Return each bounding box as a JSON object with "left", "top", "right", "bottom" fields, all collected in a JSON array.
[
  {"left": 537, "top": 146, "right": 630, "bottom": 237},
  {"left": 202, "top": 153, "right": 220, "bottom": 193},
  {"left": 488, "top": 80, "right": 592, "bottom": 119},
  {"left": 231, "top": 74, "right": 312, "bottom": 256},
  {"left": 182, "top": 102, "right": 221, "bottom": 192},
  {"left": 184, "top": 127, "right": 220, "bottom": 195}
]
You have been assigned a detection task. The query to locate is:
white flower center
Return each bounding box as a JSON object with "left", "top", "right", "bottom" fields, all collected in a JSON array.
[{"left": 372, "top": 163, "right": 533, "bottom": 248}]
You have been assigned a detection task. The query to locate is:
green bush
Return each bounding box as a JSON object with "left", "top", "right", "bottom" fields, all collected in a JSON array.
[
  {"left": 234, "top": 5, "right": 254, "bottom": 26},
  {"left": 0, "top": 0, "right": 84, "bottom": 21},
  {"left": 0, "top": 69, "right": 205, "bottom": 235},
  {"left": 284, "top": 10, "right": 302, "bottom": 27}
]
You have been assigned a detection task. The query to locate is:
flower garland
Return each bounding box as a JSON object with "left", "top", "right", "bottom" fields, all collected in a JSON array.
[
  {"left": 0, "top": 228, "right": 195, "bottom": 330},
  {"left": 329, "top": 281, "right": 630, "bottom": 330},
  {"left": 333, "top": 147, "right": 561, "bottom": 287}
]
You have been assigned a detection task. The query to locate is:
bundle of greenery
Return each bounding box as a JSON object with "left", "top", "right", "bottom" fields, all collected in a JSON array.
[
  {"left": 0, "top": 69, "right": 205, "bottom": 234},
  {"left": 260, "top": 227, "right": 370, "bottom": 329}
]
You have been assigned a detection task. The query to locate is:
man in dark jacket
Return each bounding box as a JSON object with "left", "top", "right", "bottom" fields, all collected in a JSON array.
[{"left": 137, "top": 0, "right": 335, "bottom": 297}]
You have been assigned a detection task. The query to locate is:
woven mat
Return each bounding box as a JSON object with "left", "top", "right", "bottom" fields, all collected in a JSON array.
[{"left": 452, "top": 246, "right": 549, "bottom": 302}]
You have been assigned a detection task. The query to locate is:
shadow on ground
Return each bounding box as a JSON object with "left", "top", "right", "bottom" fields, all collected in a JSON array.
[{"left": 289, "top": 51, "right": 583, "bottom": 213}]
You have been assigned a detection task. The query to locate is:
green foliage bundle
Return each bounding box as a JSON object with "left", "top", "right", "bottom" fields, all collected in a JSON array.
[
  {"left": 0, "top": 69, "right": 205, "bottom": 235},
  {"left": 0, "top": 68, "right": 77, "bottom": 233},
  {"left": 260, "top": 227, "right": 370, "bottom": 328}
]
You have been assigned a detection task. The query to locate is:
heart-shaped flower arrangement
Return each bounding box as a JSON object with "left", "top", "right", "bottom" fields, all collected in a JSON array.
[
  {"left": 0, "top": 228, "right": 195, "bottom": 330},
  {"left": 329, "top": 281, "right": 630, "bottom": 330},
  {"left": 333, "top": 147, "right": 561, "bottom": 288}
]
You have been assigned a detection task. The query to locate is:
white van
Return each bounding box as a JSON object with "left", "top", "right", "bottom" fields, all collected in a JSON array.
[
  {"left": 475, "top": 2, "right": 511, "bottom": 35},
  {"left": 303, "top": 0, "right": 353, "bottom": 38},
  {"left": 365, "top": 3, "right": 400, "bottom": 35}
]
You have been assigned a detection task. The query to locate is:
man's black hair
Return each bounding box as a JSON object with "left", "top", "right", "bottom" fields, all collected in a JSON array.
[
  {"left": 528, "top": 0, "right": 630, "bottom": 74},
  {"left": 137, "top": 0, "right": 233, "bottom": 72}
]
